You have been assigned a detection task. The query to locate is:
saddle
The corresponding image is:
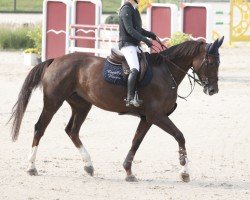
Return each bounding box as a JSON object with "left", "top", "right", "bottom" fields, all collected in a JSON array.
[{"left": 107, "top": 48, "right": 148, "bottom": 81}]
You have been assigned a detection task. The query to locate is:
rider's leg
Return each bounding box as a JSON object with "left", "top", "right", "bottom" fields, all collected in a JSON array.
[
  {"left": 127, "top": 68, "right": 139, "bottom": 106},
  {"left": 120, "top": 46, "right": 141, "bottom": 107}
]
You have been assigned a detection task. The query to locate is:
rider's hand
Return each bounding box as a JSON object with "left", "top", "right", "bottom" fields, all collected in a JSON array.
[
  {"left": 145, "top": 39, "right": 152, "bottom": 48},
  {"left": 149, "top": 32, "right": 157, "bottom": 40}
]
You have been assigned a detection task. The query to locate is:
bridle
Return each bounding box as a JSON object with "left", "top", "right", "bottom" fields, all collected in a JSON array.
[
  {"left": 195, "top": 53, "right": 220, "bottom": 88},
  {"left": 151, "top": 37, "right": 220, "bottom": 100}
]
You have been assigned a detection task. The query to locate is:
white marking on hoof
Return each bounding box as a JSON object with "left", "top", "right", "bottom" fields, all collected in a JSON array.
[
  {"left": 179, "top": 158, "right": 190, "bottom": 182},
  {"left": 27, "top": 146, "right": 38, "bottom": 172},
  {"left": 78, "top": 145, "right": 93, "bottom": 169}
]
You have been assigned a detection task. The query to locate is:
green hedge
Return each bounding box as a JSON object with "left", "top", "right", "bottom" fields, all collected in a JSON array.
[
  {"left": 166, "top": 32, "right": 191, "bottom": 47},
  {"left": 0, "top": 26, "right": 37, "bottom": 50}
]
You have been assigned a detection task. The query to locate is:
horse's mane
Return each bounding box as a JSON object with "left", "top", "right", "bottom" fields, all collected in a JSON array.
[{"left": 147, "top": 40, "right": 205, "bottom": 65}]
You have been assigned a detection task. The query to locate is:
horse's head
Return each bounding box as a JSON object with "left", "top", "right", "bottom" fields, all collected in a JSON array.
[{"left": 193, "top": 37, "right": 224, "bottom": 95}]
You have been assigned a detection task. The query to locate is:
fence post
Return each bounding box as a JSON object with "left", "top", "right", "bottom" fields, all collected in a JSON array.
[{"left": 14, "top": 0, "right": 17, "bottom": 12}]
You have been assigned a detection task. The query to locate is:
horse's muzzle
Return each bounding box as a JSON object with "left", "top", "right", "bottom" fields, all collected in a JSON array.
[{"left": 203, "top": 86, "right": 218, "bottom": 96}]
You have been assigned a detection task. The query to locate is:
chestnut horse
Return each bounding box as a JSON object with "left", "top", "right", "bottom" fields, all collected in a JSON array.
[{"left": 9, "top": 37, "right": 224, "bottom": 182}]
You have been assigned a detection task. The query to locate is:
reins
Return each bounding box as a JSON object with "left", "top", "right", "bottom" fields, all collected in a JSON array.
[{"left": 151, "top": 37, "right": 204, "bottom": 100}]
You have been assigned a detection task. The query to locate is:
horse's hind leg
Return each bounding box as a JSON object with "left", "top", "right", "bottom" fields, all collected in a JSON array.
[
  {"left": 27, "top": 98, "right": 64, "bottom": 176},
  {"left": 65, "top": 93, "right": 94, "bottom": 176}
]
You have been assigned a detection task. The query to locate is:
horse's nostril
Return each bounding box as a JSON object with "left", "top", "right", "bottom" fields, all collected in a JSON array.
[{"left": 209, "top": 89, "right": 215, "bottom": 95}]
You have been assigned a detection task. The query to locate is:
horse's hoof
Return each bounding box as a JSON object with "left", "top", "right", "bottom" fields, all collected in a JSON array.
[
  {"left": 84, "top": 166, "right": 94, "bottom": 176},
  {"left": 180, "top": 172, "right": 190, "bottom": 182},
  {"left": 125, "top": 174, "right": 138, "bottom": 182},
  {"left": 27, "top": 168, "right": 38, "bottom": 176}
]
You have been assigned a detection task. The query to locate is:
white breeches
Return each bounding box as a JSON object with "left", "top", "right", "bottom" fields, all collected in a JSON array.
[{"left": 120, "top": 45, "right": 140, "bottom": 71}]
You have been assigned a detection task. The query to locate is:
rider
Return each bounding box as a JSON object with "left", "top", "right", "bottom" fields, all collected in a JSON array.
[{"left": 119, "top": 0, "right": 157, "bottom": 107}]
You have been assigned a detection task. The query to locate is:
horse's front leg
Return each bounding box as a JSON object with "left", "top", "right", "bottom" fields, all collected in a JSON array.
[
  {"left": 123, "top": 116, "right": 152, "bottom": 182},
  {"left": 152, "top": 115, "right": 190, "bottom": 182}
]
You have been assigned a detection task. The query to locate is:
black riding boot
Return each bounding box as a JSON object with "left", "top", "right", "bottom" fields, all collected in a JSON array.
[{"left": 125, "top": 68, "right": 142, "bottom": 107}]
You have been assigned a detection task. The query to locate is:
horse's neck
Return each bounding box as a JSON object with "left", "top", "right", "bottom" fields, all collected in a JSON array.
[{"left": 168, "top": 58, "right": 192, "bottom": 86}]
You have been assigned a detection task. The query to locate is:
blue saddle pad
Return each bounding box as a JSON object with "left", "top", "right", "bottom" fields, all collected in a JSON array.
[{"left": 103, "top": 59, "right": 153, "bottom": 87}]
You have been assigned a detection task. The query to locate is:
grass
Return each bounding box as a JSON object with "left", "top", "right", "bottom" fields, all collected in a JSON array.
[
  {"left": 0, "top": 0, "right": 43, "bottom": 12},
  {"left": 102, "top": 0, "right": 121, "bottom": 13},
  {"left": 0, "top": 0, "right": 180, "bottom": 13}
]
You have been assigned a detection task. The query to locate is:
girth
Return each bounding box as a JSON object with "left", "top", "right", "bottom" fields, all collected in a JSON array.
[{"left": 107, "top": 48, "right": 148, "bottom": 81}]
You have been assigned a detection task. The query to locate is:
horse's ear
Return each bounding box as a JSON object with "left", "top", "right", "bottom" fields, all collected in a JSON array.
[
  {"left": 208, "top": 39, "right": 218, "bottom": 54},
  {"left": 217, "top": 36, "right": 224, "bottom": 48},
  {"left": 205, "top": 43, "right": 211, "bottom": 53}
]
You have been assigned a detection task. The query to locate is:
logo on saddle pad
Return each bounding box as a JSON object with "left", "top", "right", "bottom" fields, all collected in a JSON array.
[{"left": 103, "top": 49, "right": 153, "bottom": 87}]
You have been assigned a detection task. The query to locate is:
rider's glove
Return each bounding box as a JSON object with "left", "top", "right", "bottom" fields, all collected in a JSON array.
[
  {"left": 145, "top": 39, "right": 152, "bottom": 48},
  {"left": 149, "top": 32, "right": 157, "bottom": 40}
]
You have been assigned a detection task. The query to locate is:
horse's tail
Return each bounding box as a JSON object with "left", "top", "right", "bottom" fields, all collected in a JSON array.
[{"left": 8, "top": 59, "right": 54, "bottom": 142}]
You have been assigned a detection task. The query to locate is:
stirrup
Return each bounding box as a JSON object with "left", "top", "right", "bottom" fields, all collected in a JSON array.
[
  {"left": 124, "top": 99, "right": 132, "bottom": 107},
  {"left": 129, "top": 99, "right": 140, "bottom": 107},
  {"left": 124, "top": 91, "right": 143, "bottom": 107},
  {"left": 133, "top": 91, "right": 143, "bottom": 106}
]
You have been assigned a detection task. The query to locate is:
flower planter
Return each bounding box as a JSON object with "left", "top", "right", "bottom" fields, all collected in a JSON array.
[{"left": 24, "top": 53, "right": 40, "bottom": 66}]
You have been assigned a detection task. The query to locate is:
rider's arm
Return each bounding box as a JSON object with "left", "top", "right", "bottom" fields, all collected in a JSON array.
[
  {"left": 120, "top": 6, "right": 150, "bottom": 44},
  {"left": 141, "top": 28, "right": 156, "bottom": 39}
]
